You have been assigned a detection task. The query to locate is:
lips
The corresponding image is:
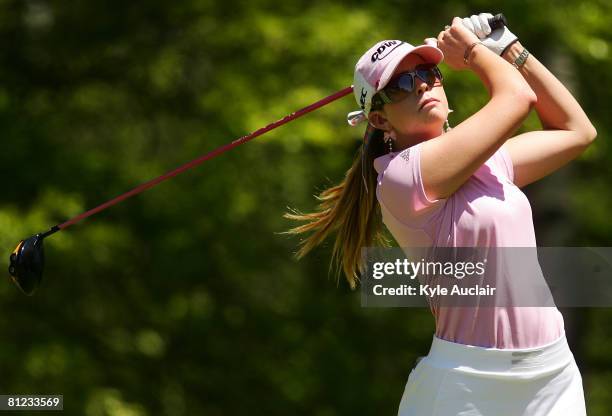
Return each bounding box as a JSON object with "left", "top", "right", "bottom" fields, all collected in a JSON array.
[{"left": 419, "top": 98, "right": 439, "bottom": 110}]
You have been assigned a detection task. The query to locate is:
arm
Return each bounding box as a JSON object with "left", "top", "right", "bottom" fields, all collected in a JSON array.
[
  {"left": 500, "top": 42, "right": 597, "bottom": 188},
  {"left": 421, "top": 19, "right": 537, "bottom": 201}
]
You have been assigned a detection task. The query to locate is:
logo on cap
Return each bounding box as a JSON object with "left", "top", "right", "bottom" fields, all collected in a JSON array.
[
  {"left": 371, "top": 40, "right": 403, "bottom": 62},
  {"left": 359, "top": 88, "right": 367, "bottom": 110}
]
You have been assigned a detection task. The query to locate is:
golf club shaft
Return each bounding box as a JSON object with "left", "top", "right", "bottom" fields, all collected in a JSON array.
[{"left": 43, "top": 86, "right": 353, "bottom": 235}]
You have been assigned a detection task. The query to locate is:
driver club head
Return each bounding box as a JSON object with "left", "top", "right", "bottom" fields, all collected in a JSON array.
[{"left": 8, "top": 234, "right": 46, "bottom": 296}]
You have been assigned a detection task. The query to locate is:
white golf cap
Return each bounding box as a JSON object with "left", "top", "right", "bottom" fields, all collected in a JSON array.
[{"left": 347, "top": 39, "right": 444, "bottom": 126}]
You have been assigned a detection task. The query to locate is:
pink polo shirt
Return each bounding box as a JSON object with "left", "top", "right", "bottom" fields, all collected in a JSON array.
[{"left": 373, "top": 142, "right": 565, "bottom": 349}]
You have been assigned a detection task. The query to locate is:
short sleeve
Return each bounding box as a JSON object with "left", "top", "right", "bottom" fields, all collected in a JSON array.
[
  {"left": 495, "top": 145, "right": 515, "bottom": 183},
  {"left": 376, "top": 142, "right": 446, "bottom": 227}
]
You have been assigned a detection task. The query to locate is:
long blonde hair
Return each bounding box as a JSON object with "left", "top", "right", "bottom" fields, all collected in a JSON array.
[{"left": 281, "top": 128, "right": 392, "bottom": 289}]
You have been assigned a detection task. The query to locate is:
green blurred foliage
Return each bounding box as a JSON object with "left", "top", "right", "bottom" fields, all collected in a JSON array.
[{"left": 0, "top": 0, "right": 610, "bottom": 414}]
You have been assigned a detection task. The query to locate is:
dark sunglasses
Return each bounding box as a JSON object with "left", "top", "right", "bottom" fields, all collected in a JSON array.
[{"left": 372, "top": 64, "right": 443, "bottom": 109}]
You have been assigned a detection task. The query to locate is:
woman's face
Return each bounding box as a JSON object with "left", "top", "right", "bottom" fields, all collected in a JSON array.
[{"left": 371, "top": 53, "right": 448, "bottom": 141}]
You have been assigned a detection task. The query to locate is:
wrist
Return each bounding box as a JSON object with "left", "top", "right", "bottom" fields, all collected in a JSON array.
[
  {"left": 502, "top": 40, "right": 524, "bottom": 63},
  {"left": 464, "top": 41, "right": 485, "bottom": 67}
]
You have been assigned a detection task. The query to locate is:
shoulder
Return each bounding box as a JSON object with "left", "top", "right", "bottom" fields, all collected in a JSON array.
[
  {"left": 374, "top": 144, "right": 446, "bottom": 226},
  {"left": 373, "top": 144, "right": 420, "bottom": 176}
]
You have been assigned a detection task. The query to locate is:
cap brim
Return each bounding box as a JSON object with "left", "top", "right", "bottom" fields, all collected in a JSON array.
[{"left": 378, "top": 44, "right": 444, "bottom": 91}]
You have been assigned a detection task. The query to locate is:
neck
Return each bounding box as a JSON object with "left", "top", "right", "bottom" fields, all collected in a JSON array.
[{"left": 393, "top": 125, "right": 445, "bottom": 152}]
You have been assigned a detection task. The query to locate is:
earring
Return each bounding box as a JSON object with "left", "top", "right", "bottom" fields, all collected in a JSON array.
[
  {"left": 384, "top": 131, "right": 395, "bottom": 153},
  {"left": 444, "top": 108, "right": 454, "bottom": 133}
]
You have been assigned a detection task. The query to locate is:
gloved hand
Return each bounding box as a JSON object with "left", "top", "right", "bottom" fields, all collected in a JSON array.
[{"left": 461, "top": 13, "right": 518, "bottom": 56}]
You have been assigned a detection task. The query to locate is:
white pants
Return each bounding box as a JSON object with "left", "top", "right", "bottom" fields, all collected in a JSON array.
[{"left": 397, "top": 332, "right": 586, "bottom": 416}]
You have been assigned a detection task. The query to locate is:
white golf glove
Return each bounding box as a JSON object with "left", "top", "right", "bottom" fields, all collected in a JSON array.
[{"left": 461, "top": 13, "right": 518, "bottom": 56}]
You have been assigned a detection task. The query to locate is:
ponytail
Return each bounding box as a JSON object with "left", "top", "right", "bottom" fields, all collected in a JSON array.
[{"left": 281, "top": 130, "right": 391, "bottom": 289}]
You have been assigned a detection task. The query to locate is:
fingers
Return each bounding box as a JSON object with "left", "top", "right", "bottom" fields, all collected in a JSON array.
[
  {"left": 462, "top": 17, "right": 475, "bottom": 33},
  {"left": 472, "top": 15, "right": 488, "bottom": 38},
  {"left": 437, "top": 16, "right": 456, "bottom": 44},
  {"left": 459, "top": 13, "right": 495, "bottom": 39},
  {"left": 478, "top": 13, "right": 493, "bottom": 36},
  {"left": 461, "top": 14, "right": 487, "bottom": 39},
  {"left": 424, "top": 37, "right": 438, "bottom": 47}
]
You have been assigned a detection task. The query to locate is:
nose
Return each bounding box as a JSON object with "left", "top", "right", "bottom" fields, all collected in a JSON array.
[{"left": 415, "top": 79, "right": 432, "bottom": 97}]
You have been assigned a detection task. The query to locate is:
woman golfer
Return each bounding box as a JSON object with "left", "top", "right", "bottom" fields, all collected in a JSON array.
[{"left": 285, "top": 12, "right": 596, "bottom": 415}]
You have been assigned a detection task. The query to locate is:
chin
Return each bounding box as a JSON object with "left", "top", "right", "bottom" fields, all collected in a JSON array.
[{"left": 422, "top": 108, "right": 446, "bottom": 123}]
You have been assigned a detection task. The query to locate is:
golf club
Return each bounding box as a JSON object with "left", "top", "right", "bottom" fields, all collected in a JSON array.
[
  {"left": 8, "top": 87, "right": 353, "bottom": 295},
  {"left": 8, "top": 14, "right": 507, "bottom": 296}
]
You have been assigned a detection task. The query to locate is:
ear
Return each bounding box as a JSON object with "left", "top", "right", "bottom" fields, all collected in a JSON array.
[{"left": 367, "top": 110, "right": 391, "bottom": 131}]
